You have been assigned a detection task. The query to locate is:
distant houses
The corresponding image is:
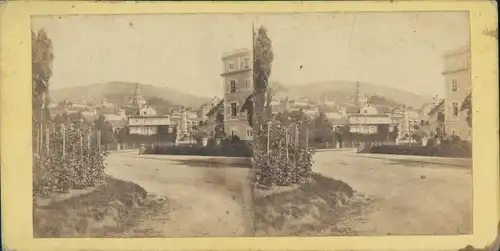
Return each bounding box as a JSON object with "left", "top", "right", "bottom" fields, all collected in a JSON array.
[{"left": 47, "top": 44, "right": 472, "bottom": 147}]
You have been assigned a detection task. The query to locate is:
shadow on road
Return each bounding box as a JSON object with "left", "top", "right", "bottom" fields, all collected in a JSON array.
[{"left": 169, "top": 159, "right": 251, "bottom": 169}]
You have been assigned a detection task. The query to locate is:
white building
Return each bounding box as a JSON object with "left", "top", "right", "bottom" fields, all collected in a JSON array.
[
  {"left": 127, "top": 115, "right": 173, "bottom": 135},
  {"left": 348, "top": 104, "right": 393, "bottom": 134},
  {"left": 221, "top": 48, "right": 253, "bottom": 141}
]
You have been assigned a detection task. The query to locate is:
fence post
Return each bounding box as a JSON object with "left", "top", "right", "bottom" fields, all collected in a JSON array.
[
  {"left": 39, "top": 123, "right": 43, "bottom": 155},
  {"left": 97, "top": 129, "right": 101, "bottom": 151},
  {"left": 267, "top": 121, "right": 271, "bottom": 154},
  {"left": 80, "top": 119, "right": 84, "bottom": 164},
  {"left": 295, "top": 124, "right": 299, "bottom": 147},
  {"left": 87, "top": 127, "right": 91, "bottom": 150},
  {"left": 36, "top": 128, "right": 40, "bottom": 157},
  {"left": 61, "top": 124, "right": 66, "bottom": 158},
  {"left": 46, "top": 126, "right": 50, "bottom": 154},
  {"left": 285, "top": 126, "right": 289, "bottom": 161},
  {"left": 305, "top": 126, "right": 309, "bottom": 148}
]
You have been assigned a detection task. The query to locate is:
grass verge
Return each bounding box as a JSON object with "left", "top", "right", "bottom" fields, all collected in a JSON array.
[
  {"left": 253, "top": 173, "right": 370, "bottom": 236},
  {"left": 33, "top": 176, "right": 167, "bottom": 237}
]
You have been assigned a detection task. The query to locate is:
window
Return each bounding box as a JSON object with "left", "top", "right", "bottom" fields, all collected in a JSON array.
[
  {"left": 452, "top": 79, "right": 458, "bottom": 92},
  {"left": 231, "top": 129, "right": 237, "bottom": 136},
  {"left": 247, "top": 129, "right": 253, "bottom": 137},
  {"left": 244, "top": 58, "right": 250, "bottom": 69},
  {"left": 230, "top": 80, "right": 236, "bottom": 93},
  {"left": 229, "top": 63, "right": 235, "bottom": 70},
  {"left": 230, "top": 102, "right": 238, "bottom": 117},
  {"left": 452, "top": 102, "right": 459, "bottom": 116},
  {"left": 245, "top": 79, "right": 251, "bottom": 89}
]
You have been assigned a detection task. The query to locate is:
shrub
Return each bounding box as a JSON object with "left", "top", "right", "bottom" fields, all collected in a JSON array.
[
  {"left": 33, "top": 123, "right": 108, "bottom": 196},
  {"left": 251, "top": 120, "right": 314, "bottom": 187}
]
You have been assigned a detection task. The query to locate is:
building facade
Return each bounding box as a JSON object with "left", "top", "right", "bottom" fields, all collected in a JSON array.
[
  {"left": 348, "top": 104, "right": 394, "bottom": 134},
  {"left": 127, "top": 115, "right": 173, "bottom": 135},
  {"left": 423, "top": 100, "right": 445, "bottom": 137},
  {"left": 169, "top": 107, "right": 199, "bottom": 140},
  {"left": 221, "top": 49, "right": 253, "bottom": 141},
  {"left": 442, "top": 46, "right": 471, "bottom": 141}
]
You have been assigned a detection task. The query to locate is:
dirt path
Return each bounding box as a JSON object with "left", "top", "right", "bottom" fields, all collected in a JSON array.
[
  {"left": 105, "top": 153, "right": 254, "bottom": 237},
  {"left": 313, "top": 151, "right": 472, "bottom": 235}
]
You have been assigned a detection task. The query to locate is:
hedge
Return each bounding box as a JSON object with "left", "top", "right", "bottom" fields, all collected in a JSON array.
[
  {"left": 366, "top": 141, "right": 471, "bottom": 158},
  {"left": 143, "top": 140, "right": 253, "bottom": 157}
]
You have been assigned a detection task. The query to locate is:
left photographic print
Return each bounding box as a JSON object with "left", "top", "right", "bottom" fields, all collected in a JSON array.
[{"left": 32, "top": 14, "right": 255, "bottom": 238}]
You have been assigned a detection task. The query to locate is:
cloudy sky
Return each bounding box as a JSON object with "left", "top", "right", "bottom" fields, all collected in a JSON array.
[{"left": 33, "top": 12, "right": 469, "bottom": 98}]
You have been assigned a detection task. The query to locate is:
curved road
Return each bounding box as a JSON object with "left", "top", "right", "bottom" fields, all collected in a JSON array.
[
  {"left": 312, "top": 150, "right": 472, "bottom": 235},
  {"left": 105, "top": 150, "right": 472, "bottom": 236},
  {"left": 105, "top": 152, "right": 254, "bottom": 237}
]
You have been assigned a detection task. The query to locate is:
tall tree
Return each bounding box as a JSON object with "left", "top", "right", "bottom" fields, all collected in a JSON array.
[
  {"left": 32, "top": 29, "right": 54, "bottom": 124},
  {"left": 253, "top": 25, "right": 274, "bottom": 129},
  {"left": 94, "top": 115, "right": 116, "bottom": 144},
  {"left": 460, "top": 93, "right": 472, "bottom": 127}
]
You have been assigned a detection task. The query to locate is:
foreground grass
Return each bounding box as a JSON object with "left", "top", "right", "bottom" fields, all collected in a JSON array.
[
  {"left": 33, "top": 177, "right": 167, "bottom": 238},
  {"left": 253, "top": 173, "right": 370, "bottom": 236}
]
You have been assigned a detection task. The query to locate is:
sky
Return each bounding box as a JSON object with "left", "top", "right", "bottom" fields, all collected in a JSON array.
[{"left": 33, "top": 12, "right": 469, "bottom": 98}]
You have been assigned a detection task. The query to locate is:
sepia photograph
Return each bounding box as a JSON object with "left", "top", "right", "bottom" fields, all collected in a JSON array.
[{"left": 30, "top": 12, "right": 475, "bottom": 238}]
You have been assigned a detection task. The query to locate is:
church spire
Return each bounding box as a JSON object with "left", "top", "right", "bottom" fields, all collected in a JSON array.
[{"left": 354, "top": 81, "right": 361, "bottom": 107}]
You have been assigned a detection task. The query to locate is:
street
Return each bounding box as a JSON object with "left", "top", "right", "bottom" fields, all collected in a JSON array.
[
  {"left": 313, "top": 150, "right": 472, "bottom": 235},
  {"left": 105, "top": 150, "right": 472, "bottom": 236},
  {"left": 105, "top": 152, "right": 254, "bottom": 237}
]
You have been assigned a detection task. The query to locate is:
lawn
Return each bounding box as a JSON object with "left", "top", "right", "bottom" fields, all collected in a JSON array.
[
  {"left": 253, "top": 173, "right": 371, "bottom": 236},
  {"left": 33, "top": 176, "right": 167, "bottom": 237}
]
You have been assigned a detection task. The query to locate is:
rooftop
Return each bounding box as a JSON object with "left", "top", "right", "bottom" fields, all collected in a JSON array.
[
  {"left": 206, "top": 100, "right": 224, "bottom": 116},
  {"left": 128, "top": 115, "right": 171, "bottom": 119},
  {"left": 221, "top": 48, "right": 251, "bottom": 60},
  {"left": 427, "top": 100, "right": 445, "bottom": 116}
]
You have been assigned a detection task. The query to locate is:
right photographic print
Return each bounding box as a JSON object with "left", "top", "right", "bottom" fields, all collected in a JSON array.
[{"left": 248, "top": 11, "right": 472, "bottom": 237}]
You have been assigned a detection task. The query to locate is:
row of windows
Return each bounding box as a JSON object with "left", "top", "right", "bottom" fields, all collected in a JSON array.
[
  {"left": 228, "top": 79, "right": 252, "bottom": 93},
  {"left": 231, "top": 129, "right": 253, "bottom": 137},
  {"left": 227, "top": 57, "right": 251, "bottom": 72}
]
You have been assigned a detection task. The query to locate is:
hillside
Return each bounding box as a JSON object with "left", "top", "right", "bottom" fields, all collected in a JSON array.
[
  {"left": 50, "top": 81, "right": 210, "bottom": 109},
  {"left": 275, "top": 81, "right": 433, "bottom": 109}
]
